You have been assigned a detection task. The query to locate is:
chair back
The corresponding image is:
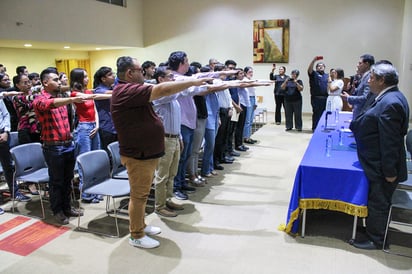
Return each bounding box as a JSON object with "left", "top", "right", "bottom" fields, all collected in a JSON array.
[
  {"left": 406, "top": 130, "right": 412, "bottom": 159},
  {"left": 10, "top": 143, "right": 47, "bottom": 177},
  {"left": 76, "top": 150, "right": 111, "bottom": 191},
  {"left": 9, "top": 132, "right": 19, "bottom": 148},
  {"left": 107, "top": 141, "right": 126, "bottom": 177}
]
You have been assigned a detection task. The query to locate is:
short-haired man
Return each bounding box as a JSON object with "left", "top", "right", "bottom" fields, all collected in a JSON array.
[
  {"left": 350, "top": 63, "right": 409, "bottom": 250},
  {"left": 341, "top": 54, "right": 375, "bottom": 119},
  {"left": 33, "top": 68, "right": 91, "bottom": 225},
  {"left": 307, "top": 56, "right": 328, "bottom": 131},
  {"left": 111, "top": 56, "right": 213, "bottom": 249}
]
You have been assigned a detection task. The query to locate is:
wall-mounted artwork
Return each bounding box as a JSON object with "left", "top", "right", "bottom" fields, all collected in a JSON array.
[{"left": 253, "top": 19, "right": 289, "bottom": 63}]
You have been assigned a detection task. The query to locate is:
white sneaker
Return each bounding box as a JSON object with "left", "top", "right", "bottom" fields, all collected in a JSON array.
[
  {"left": 144, "top": 225, "right": 161, "bottom": 236},
  {"left": 129, "top": 235, "right": 160, "bottom": 249}
]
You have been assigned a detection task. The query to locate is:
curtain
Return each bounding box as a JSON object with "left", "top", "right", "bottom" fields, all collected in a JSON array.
[{"left": 55, "top": 59, "right": 92, "bottom": 89}]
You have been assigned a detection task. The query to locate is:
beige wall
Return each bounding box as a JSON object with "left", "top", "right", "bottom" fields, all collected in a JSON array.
[{"left": 0, "top": 0, "right": 410, "bottom": 114}]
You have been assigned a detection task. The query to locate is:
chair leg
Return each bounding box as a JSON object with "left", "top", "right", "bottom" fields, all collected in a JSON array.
[
  {"left": 37, "top": 183, "right": 46, "bottom": 219},
  {"left": 111, "top": 197, "right": 120, "bottom": 238},
  {"left": 382, "top": 206, "right": 392, "bottom": 252}
]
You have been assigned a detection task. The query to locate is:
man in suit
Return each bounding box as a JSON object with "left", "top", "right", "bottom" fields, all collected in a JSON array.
[
  {"left": 350, "top": 63, "right": 409, "bottom": 250},
  {"left": 341, "top": 54, "right": 375, "bottom": 120}
]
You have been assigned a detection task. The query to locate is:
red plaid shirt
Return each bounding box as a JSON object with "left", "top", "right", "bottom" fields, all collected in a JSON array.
[{"left": 33, "top": 90, "right": 72, "bottom": 142}]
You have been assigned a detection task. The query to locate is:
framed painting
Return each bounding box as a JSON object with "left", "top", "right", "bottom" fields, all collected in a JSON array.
[{"left": 253, "top": 19, "right": 289, "bottom": 63}]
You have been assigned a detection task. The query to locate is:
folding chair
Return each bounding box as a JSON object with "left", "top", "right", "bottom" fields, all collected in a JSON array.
[
  {"left": 382, "top": 188, "right": 412, "bottom": 258},
  {"left": 10, "top": 142, "right": 49, "bottom": 219},
  {"left": 76, "top": 150, "right": 130, "bottom": 237},
  {"left": 107, "top": 141, "right": 128, "bottom": 179}
]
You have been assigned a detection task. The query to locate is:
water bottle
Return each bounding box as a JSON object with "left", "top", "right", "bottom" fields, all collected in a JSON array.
[
  {"left": 326, "top": 134, "right": 333, "bottom": 157},
  {"left": 326, "top": 100, "right": 332, "bottom": 112},
  {"left": 339, "top": 126, "right": 344, "bottom": 146},
  {"left": 334, "top": 108, "right": 339, "bottom": 124}
]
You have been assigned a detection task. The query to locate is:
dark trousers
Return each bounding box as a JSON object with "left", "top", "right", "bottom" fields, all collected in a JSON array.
[
  {"left": 366, "top": 177, "right": 398, "bottom": 246},
  {"left": 99, "top": 129, "right": 117, "bottom": 152},
  {"left": 227, "top": 121, "right": 237, "bottom": 153},
  {"left": 274, "top": 95, "right": 285, "bottom": 123},
  {"left": 214, "top": 108, "right": 230, "bottom": 163},
  {"left": 311, "top": 96, "right": 327, "bottom": 130},
  {"left": 284, "top": 99, "right": 302, "bottom": 130},
  {"left": 43, "top": 143, "right": 75, "bottom": 214},
  {"left": 235, "top": 105, "right": 247, "bottom": 147},
  {"left": 0, "top": 140, "right": 18, "bottom": 196},
  {"left": 18, "top": 129, "right": 41, "bottom": 144}
]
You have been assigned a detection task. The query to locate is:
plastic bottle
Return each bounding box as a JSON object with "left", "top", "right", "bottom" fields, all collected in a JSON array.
[
  {"left": 326, "top": 134, "right": 333, "bottom": 157},
  {"left": 335, "top": 108, "right": 339, "bottom": 124},
  {"left": 339, "top": 126, "right": 344, "bottom": 146}
]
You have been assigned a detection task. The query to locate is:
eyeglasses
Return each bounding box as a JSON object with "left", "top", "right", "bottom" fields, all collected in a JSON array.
[{"left": 131, "top": 67, "right": 142, "bottom": 73}]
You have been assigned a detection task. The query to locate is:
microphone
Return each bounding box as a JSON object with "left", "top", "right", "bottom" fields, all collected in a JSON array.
[{"left": 323, "top": 111, "right": 332, "bottom": 132}]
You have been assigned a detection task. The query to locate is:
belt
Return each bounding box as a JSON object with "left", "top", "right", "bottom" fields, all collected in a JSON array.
[
  {"left": 164, "top": 133, "right": 179, "bottom": 138},
  {"left": 43, "top": 140, "right": 73, "bottom": 146}
]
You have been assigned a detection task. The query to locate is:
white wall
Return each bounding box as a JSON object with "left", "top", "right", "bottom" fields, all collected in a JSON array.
[
  {"left": 0, "top": 0, "right": 410, "bottom": 114},
  {"left": 141, "top": 0, "right": 406, "bottom": 113}
]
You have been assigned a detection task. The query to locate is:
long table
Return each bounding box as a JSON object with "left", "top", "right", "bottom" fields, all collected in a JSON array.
[{"left": 284, "top": 111, "right": 368, "bottom": 240}]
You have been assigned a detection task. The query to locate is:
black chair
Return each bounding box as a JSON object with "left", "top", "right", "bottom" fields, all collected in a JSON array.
[{"left": 382, "top": 188, "right": 412, "bottom": 258}]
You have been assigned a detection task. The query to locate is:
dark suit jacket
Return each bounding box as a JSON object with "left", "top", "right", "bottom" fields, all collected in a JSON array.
[{"left": 350, "top": 86, "right": 409, "bottom": 183}]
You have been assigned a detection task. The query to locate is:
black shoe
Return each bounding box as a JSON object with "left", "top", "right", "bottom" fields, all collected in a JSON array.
[
  {"left": 214, "top": 165, "right": 224, "bottom": 170},
  {"left": 54, "top": 211, "right": 69, "bottom": 225},
  {"left": 229, "top": 151, "right": 240, "bottom": 157},
  {"left": 221, "top": 159, "right": 234, "bottom": 164},
  {"left": 174, "top": 190, "right": 188, "bottom": 200},
  {"left": 181, "top": 185, "right": 196, "bottom": 193},
  {"left": 244, "top": 138, "right": 255, "bottom": 144},
  {"left": 64, "top": 207, "right": 84, "bottom": 217},
  {"left": 352, "top": 240, "right": 380, "bottom": 250},
  {"left": 241, "top": 145, "right": 249, "bottom": 150},
  {"left": 225, "top": 155, "right": 235, "bottom": 162},
  {"left": 285, "top": 128, "right": 292, "bottom": 131},
  {"left": 235, "top": 146, "right": 247, "bottom": 152}
]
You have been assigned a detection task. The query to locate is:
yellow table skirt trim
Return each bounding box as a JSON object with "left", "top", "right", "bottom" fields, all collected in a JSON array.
[{"left": 280, "top": 199, "right": 367, "bottom": 234}]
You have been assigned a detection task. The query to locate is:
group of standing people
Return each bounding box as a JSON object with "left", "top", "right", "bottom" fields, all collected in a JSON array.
[
  {"left": 273, "top": 54, "right": 409, "bottom": 252},
  {"left": 0, "top": 53, "right": 271, "bottom": 249}
]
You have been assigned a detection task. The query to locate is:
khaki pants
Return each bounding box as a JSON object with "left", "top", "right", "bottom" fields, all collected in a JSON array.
[
  {"left": 154, "top": 137, "right": 181, "bottom": 210},
  {"left": 121, "top": 155, "right": 159, "bottom": 239}
]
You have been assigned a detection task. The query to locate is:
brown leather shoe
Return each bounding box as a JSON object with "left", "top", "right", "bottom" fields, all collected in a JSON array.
[
  {"left": 166, "top": 200, "right": 184, "bottom": 211},
  {"left": 155, "top": 208, "right": 178, "bottom": 217}
]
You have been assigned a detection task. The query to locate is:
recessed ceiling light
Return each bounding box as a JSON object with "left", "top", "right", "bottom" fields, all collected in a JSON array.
[
  {"left": 64, "top": 46, "right": 70, "bottom": 49},
  {"left": 24, "top": 44, "right": 32, "bottom": 47},
  {"left": 95, "top": 48, "right": 101, "bottom": 50}
]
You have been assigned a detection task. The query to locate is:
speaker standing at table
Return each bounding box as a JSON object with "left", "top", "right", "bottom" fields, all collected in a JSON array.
[{"left": 350, "top": 63, "right": 409, "bottom": 250}]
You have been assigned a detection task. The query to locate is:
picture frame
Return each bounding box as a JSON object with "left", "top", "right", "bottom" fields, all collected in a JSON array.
[{"left": 253, "top": 19, "right": 290, "bottom": 63}]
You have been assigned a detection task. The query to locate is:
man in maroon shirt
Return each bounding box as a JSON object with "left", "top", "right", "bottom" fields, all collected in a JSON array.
[
  {"left": 34, "top": 68, "right": 93, "bottom": 225},
  {"left": 111, "top": 56, "right": 213, "bottom": 249}
]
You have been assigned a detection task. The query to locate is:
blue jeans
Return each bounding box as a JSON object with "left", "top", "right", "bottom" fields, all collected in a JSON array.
[
  {"left": 243, "top": 96, "right": 256, "bottom": 138},
  {"left": 174, "top": 125, "right": 194, "bottom": 190},
  {"left": 201, "top": 127, "right": 216, "bottom": 175},
  {"left": 43, "top": 143, "right": 75, "bottom": 214},
  {"left": 74, "top": 122, "right": 101, "bottom": 156}
]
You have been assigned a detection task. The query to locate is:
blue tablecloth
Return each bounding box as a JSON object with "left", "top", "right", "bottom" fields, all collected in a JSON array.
[{"left": 284, "top": 111, "right": 368, "bottom": 234}]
